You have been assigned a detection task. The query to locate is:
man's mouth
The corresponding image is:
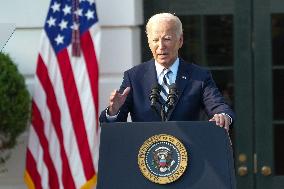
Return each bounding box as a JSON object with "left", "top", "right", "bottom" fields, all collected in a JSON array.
[{"left": 158, "top": 53, "right": 169, "bottom": 57}]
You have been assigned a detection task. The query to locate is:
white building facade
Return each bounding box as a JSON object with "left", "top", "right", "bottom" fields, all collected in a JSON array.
[{"left": 0, "top": 0, "right": 143, "bottom": 188}]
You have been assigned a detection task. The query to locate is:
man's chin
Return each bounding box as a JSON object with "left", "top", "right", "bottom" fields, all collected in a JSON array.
[{"left": 156, "top": 59, "right": 172, "bottom": 67}]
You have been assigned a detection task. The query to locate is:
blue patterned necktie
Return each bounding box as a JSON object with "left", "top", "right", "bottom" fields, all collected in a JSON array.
[{"left": 160, "top": 69, "right": 172, "bottom": 107}]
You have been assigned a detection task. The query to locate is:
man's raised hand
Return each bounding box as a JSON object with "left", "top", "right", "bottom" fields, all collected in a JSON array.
[{"left": 108, "top": 87, "right": 131, "bottom": 116}]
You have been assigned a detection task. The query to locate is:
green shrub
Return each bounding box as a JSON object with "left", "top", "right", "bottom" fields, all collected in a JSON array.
[{"left": 0, "top": 52, "right": 30, "bottom": 150}]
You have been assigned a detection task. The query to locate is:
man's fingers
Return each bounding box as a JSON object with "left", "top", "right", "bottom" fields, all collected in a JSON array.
[
  {"left": 109, "top": 87, "right": 130, "bottom": 108},
  {"left": 209, "top": 114, "right": 230, "bottom": 131},
  {"left": 122, "top": 87, "right": 131, "bottom": 97},
  {"left": 108, "top": 89, "right": 122, "bottom": 116},
  {"left": 209, "top": 118, "right": 214, "bottom": 122},
  {"left": 110, "top": 90, "right": 119, "bottom": 101}
]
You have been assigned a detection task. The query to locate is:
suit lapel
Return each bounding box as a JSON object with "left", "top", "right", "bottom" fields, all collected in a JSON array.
[
  {"left": 168, "top": 59, "right": 192, "bottom": 119},
  {"left": 143, "top": 60, "right": 158, "bottom": 101}
]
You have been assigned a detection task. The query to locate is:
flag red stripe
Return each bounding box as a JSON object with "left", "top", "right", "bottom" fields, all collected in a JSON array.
[
  {"left": 81, "top": 31, "right": 99, "bottom": 132},
  {"left": 36, "top": 55, "right": 76, "bottom": 189},
  {"left": 26, "top": 149, "right": 43, "bottom": 189},
  {"left": 31, "top": 101, "right": 59, "bottom": 189},
  {"left": 56, "top": 49, "right": 95, "bottom": 179}
]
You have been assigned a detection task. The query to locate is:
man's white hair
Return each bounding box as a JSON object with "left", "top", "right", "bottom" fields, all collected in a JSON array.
[{"left": 146, "top": 13, "right": 183, "bottom": 37}]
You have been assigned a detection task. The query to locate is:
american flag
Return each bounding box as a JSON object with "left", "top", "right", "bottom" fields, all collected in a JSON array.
[{"left": 24, "top": 0, "right": 100, "bottom": 188}]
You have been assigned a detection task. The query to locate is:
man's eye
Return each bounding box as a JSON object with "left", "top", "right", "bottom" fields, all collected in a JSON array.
[{"left": 153, "top": 39, "right": 158, "bottom": 42}]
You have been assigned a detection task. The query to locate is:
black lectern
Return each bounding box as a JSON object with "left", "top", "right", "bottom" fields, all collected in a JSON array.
[{"left": 97, "top": 121, "right": 236, "bottom": 189}]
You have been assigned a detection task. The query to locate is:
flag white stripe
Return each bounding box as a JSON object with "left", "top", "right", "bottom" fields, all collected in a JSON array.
[
  {"left": 33, "top": 76, "right": 64, "bottom": 189},
  {"left": 39, "top": 32, "right": 87, "bottom": 188},
  {"left": 88, "top": 25, "right": 101, "bottom": 172},
  {"left": 28, "top": 126, "right": 48, "bottom": 189},
  {"left": 67, "top": 44, "right": 97, "bottom": 173},
  {"left": 92, "top": 129, "right": 100, "bottom": 172},
  {"left": 89, "top": 24, "right": 101, "bottom": 61}
]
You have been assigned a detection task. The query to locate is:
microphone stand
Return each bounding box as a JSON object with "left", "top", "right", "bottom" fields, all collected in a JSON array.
[
  {"left": 161, "top": 104, "right": 167, "bottom": 122},
  {"left": 149, "top": 84, "right": 178, "bottom": 122},
  {"left": 165, "top": 84, "right": 178, "bottom": 121}
]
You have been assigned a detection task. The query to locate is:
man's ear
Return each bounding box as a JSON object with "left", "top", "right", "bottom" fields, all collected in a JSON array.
[{"left": 179, "top": 34, "right": 183, "bottom": 48}]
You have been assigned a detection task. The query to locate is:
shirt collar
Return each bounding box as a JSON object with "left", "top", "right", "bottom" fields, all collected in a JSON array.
[{"left": 155, "top": 58, "right": 180, "bottom": 77}]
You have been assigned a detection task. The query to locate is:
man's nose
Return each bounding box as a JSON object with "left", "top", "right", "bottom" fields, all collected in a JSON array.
[{"left": 158, "top": 39, "right": 165, "bottom": 49}]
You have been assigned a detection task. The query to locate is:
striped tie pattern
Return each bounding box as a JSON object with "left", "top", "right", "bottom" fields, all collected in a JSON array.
[{"left": 160, "top": 69, "right": 172, "bottom": 107}]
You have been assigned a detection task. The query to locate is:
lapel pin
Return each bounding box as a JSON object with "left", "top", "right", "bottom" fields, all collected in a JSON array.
[{"left": 182, "top": 76, "right": 187, "bottom": 80}]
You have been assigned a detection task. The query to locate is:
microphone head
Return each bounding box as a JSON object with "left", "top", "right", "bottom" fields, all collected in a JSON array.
[
  {"left": 168, "top": 83, "right": 177, "bottom": 94},
  {"left": 152, "top": 83, "right": 161, "bottom": 91},
  {"left": 167, "top": 83, "right": 178, "bottom": 109},
  {"left": 149, "top": 83, "right": 161, "bottom": 110},
  {"left": 149, "top": 83, "right": 161, "bottom": 104},
  {"left": 150, "top": 84, "right": 161, "bottom": 95}
]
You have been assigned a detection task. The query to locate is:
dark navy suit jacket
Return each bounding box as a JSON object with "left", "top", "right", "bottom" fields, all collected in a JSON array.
[{"left": 99, "top": 59, "right": 235, "bottom": 122}]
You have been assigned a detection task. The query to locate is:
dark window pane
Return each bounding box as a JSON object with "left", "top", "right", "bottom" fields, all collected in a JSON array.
[
  {"left": 273, "top": 70, "right": 284, "bottom": 119},
  {"left": 272, "top": 14, "right": 284, "bottom": 66},
  {"left": 274, "top": 124, "right": 284, "bottom": 175},
  {"left": 180, "top": 15, "right": 233, "bottom": 67},
  {"left": 211, "top": 70, "right": 234, "bottom": 108},
  {"left": 205, "top": 16, "right": 233, "bottom": 66},
  {"left": 179, "top": 16, "right": 203, "bottom": 64},
  {"left": 272, "top": 13, "right": 284, "bottom": 176}
]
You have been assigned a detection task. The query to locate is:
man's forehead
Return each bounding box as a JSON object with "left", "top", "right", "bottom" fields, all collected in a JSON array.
[
  {"left": 152, "top": 19, "right": 176, "bottom": 27},
  {"left": 149, "top": 29, "right": 176, "bottom": 37},
  {"left": 150, "top": 32, "right": 174, "bottom": 38},
  {"left": 149, "top": 20, "right": 176, "bottom": 30}
]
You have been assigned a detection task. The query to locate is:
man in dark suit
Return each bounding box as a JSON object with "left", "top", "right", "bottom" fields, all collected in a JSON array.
[{"left": 100, "top": 13, "right": 235, "bottom": 130}]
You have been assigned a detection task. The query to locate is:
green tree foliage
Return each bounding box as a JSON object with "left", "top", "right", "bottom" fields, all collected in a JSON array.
[{"left": 0, "top": 52, "right": 30, "bottom": 149}]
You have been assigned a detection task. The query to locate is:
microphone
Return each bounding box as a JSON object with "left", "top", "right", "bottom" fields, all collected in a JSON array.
[
  {"left": 167, "top": 83, "right": 178, "bottom": 110},
  {"left": 149, "top": 84, "right": 161, "bottom": 108}
]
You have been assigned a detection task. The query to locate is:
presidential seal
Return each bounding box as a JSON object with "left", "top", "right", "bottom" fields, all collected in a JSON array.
[{"left": 137, "top": 134, "right": 188, "bottom": 184}]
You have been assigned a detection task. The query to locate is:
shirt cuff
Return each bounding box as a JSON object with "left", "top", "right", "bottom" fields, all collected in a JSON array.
[
  {"left": 221, "top": 113, "right": 233, "bottom": 125},
  {"left": 105, "top": 107, "right": 119, "bottom": 122}
]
